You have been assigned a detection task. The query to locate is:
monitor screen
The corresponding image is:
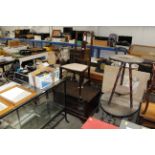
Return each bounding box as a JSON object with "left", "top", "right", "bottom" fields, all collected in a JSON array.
[
  {"left": 77, "top": 31, "right": 84, "bottom": 41},
  {"left": 117, "top": 36, "right": 132, "bottom": 46},
  {"left": 63, "top": 27, "right": 73, "bottom": 34},
  {"left": 71, "top": 31, "right": 76, "bottom": 39},
  {"left": 95, "top": 36, "right": 109, "bottom": 41}
]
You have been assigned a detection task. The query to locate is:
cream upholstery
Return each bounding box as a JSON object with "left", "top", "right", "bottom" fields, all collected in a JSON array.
[{"left": 61, "top": 63, "right": 88, "bottom": 72}]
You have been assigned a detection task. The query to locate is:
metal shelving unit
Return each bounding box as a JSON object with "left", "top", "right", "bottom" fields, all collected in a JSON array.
[{"left": 0, "top": 37, "right": 116, "bottom": 58}]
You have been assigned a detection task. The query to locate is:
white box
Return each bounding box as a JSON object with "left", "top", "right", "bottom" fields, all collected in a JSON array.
[{"left": 35, "top": 72, "right": 52, "bottom": 89}]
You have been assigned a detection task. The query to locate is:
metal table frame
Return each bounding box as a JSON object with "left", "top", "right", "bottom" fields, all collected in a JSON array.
[{"left": 0, "top": 79, "right": 68, "bottom": 129}]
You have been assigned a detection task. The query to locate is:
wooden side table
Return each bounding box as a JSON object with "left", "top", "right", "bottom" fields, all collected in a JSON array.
[{"left": 109, "top": 55, "right": 144, "bottom": 109}]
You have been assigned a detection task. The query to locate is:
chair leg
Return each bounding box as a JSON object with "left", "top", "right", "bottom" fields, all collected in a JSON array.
[
  {"left": 129, "top": 64, "right": 133, "bottom": 109},
  {"left": 136, "top": 109, "right": 141, "bottom": 124},
  {"left": 60, "top": 68, "right": 63, "bottom": 79},
  {"left": 120, "top": 63, "right": 125, "bottom": 85},
  {"left": 72, "top": 73, "right": 76, "bottom": 81},
  {"left": 108, "top": 63, "right": 123, "bottom": 105},
  {"left": 79, "top": 72, "right": 84, "bottom": 99},
  {"left": 87, "top": 66, "right": 91, "bottom": 85},
  {"left": 142, "top": 91, "right": 151, "bottom": 114}
]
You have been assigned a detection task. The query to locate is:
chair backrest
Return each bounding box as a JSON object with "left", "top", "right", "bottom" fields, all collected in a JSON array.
[
  {"left": 102, "top": 65, "right": 150, "bottom": 102},
  {"left": 70, "top": 31, "right": 94, "bottom": 65},
  {"left": 69, "top": 48, "right": 90, "bottom": 65}
]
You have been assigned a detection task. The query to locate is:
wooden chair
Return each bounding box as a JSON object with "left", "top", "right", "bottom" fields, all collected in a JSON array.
[
  {"left": 60, "top": 31, "right": 94, "bottom": 99},
  {"left": 141, "top": 64, "right": 155, "bottom": 114}
]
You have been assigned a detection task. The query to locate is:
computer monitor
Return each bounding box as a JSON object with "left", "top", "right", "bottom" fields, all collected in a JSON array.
[
  {"left": 77, "top": 31, "right": 84, "bottom": 41},
  {"left": 117, "top": 36, "right": 132, "bottom": 46},
  {"left": 63, "top": 27, "right": 73, "bottom": 34},
  {"left": 71, "top": 31, "right": 76, "bottom": 39},
  {"left": 95, "top": 36, "right": 109, "bottom": 41}
]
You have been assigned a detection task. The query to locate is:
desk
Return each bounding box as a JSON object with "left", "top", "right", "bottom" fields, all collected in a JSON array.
[{"left": 0, "top": 79, "right": 68, "bottom": 129}]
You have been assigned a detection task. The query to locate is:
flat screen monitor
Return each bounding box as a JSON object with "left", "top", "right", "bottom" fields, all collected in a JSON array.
[
  {"left": 71, "top": 31, "right": 76, "bottom": 39},
  {"left": 95, "top": 36, "right": 109, "bottom": 41},
  {"left": 21, "top": 29, "right": 30, "bottom": 34},
  {"left": 77, "top": 31, "right": 84, "bottom": 41},
  {"left": 117, "top": 36, "right": 132, "bottom": 46},
  {"left": 63, "top": 27, "right": 73, "bottom": 34}
]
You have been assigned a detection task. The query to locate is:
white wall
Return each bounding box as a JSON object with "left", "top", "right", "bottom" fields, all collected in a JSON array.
[
  {"left": 95, "top": 26, "right": 155, "bottom": 46},
  {"left": 1, "top": 26, "right": 155, "bottom": 46},
  {"left": 0, "top": 26, "right": 51, "bottom": 33}
]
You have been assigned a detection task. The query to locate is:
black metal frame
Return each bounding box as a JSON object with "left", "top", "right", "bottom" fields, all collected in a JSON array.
[{"left": 0, "top": 79, "right": 68, "bottom": 129}]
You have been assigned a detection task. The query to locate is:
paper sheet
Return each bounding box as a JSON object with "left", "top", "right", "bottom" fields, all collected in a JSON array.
[
  {"left": 0, "top": 87, "right": 31, "bottom": 103},
  {"left": 0, "top": 102, "right": 8, "bottom": 111},
  {"left": 0, "top": 82, "right": 20, "bottom": 92}
]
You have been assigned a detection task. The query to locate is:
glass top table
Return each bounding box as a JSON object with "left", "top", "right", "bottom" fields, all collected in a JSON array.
[{"left": 0, "top": 79, "right": 68, "bottom": 129}]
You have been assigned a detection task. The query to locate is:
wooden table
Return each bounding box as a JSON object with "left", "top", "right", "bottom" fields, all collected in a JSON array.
[{"left": 109, "top": 55, "right": 144, "bottom": 108}]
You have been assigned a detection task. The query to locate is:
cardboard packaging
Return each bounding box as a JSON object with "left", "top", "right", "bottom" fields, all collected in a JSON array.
[{"left": 28, "top": 66, "right": 60, "bottom": 89}]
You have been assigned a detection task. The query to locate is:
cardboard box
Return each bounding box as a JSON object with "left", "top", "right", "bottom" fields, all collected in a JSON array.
[
  {"left": 93, "top": 39, "right": 108, "bottom": 47},
  {"left": 8, "top": 40, "right": 27, "bottom": 47},
  {"left": 28, "top": 66, "right": 60, "bottom": 89},
  {"left": 35, "top": 72, "right": 52, "bottom": 89}
]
